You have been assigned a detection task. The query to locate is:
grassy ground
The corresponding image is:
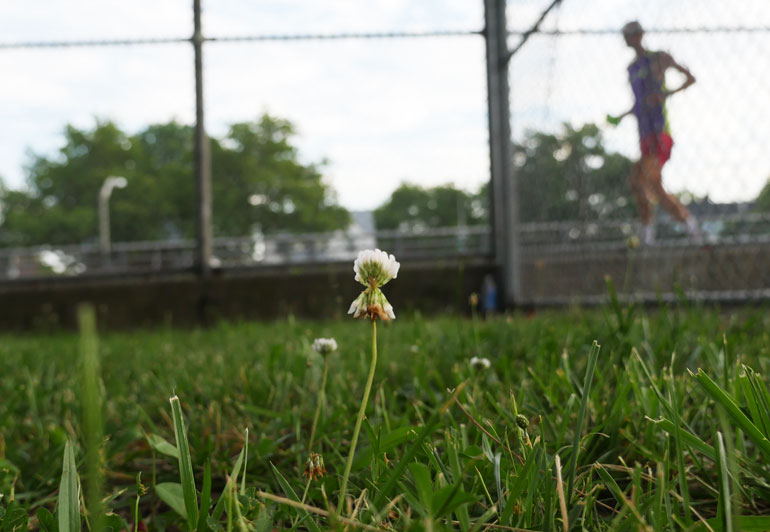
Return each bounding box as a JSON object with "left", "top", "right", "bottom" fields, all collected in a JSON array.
[{"left": 2, "top": 298, "right": 770, "bottom": 531}]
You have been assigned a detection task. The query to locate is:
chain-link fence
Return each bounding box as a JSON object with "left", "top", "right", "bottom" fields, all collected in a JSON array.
[
  {"left": 2, "top": 0, "right": 770, "bottom": 308},
  {"left": 507, "top": 0, "right": 770, "bottom": 303},
  {"left": 0, "top": 2, "right": 491, "bottom": 281}
]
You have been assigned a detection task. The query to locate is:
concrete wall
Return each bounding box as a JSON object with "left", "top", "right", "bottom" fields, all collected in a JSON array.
[
  {"left": 0, "top": 259, "right": 496, "bottom": 331},
  {"left": 520, "top": 241, "right": 770, "bottom": 303}
]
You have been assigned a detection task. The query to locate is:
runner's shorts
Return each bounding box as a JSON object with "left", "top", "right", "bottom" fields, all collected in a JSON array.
[{"left": 640, "top": 132, "right": 674, "bottom": 167}]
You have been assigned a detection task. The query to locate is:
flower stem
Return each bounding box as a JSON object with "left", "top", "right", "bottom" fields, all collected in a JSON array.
[
  {"left": 308, "top": 356, "right": 329, "bottom": 453},
  {"left": 295, "top": 476, "right": 313, "bottom": 529},
  {"left": 338, "top": 319, "right": 377, "bottom": 515}
]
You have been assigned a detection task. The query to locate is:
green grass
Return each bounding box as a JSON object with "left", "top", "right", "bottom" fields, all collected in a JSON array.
[{"left": 2, "top": 301, "right": 770, "bottom": 531}]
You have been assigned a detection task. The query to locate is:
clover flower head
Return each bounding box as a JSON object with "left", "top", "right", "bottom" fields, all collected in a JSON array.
[
  {"left": 470, "top": 356, "right": 491, "bottom": 370},
  {"left": 312, "top": 337, "right": 338, "bottom": 356},
  {"left": 354, "top": 249, "right": 399, "bottom": 289},
  {"left": 304, "top": 452, "right": 327, "bottom": 481},
  {"left": 348, "top": 249, "right": 399, "bottom": 321}
]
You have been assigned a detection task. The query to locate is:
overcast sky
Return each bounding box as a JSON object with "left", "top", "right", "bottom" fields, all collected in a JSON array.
[{"left": 1, "top": 1, "right": 769, "bottom": 211}]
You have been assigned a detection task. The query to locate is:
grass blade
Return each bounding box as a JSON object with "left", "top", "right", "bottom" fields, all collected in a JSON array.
[
  {"left": 654, "top": 461, "right": 666, "bottom": 532},
  {"left": 373, "top": 382, "right": 466, "bottom": 510},
  {"left": 270, "top": 463, "right": 323, "bottom": 532},
  {"left": 446, "top": 430, "right": 471, "bottom": 531},
  {"left": 715, "top": 431, "right": 733, "bottom": 532},
  {"left": 740, "top": 365, "right": 770, "bottom": 438},
  {"left": 145, "top": 432, "right": 179, "bottom": 459},
  {"left": 692, "top": 368, "right": 770, "bottom": 459},
  {"left": 156, "top": 482, "right": 187, "bottom": 518},
  {"left": 502, "top": 445, "right": 540, "bottom": 524},
  {"left": 467, "top": 503, "right": 498, "bottom": 532},
  {"left": 554, "top": 454, "right": 568, "bottom": 532},
  {"left": 169, "top": 395, "right": 199, "bottom": 530},
  {"left": 199, "top": 459, "right": 212, "bottom": 532},
  {"left": 692, "top": 516, "right": 770, "bottom": 532},
  {"left": 78, "top": 304, "right": 104, "bottom": 532},
  {"left": 566, "top": 340, "right": 601, "bottom": 503},
  {"left": 646, "top": 417, "right": 716, "bottom": 461},
  {"left": 212, "top": 446, "right": 245, "bottom": 521},
  {"left": 240, "top": 428, "right": 249, "bottom": 495},
  {"left": 669, "top": 354, "right": 692, "bottom": 525},
  {"left": 58, "top": 440, "right": 80, "bottom": 532}
]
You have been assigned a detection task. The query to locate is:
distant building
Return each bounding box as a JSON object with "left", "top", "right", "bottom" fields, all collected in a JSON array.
[
  {"left": 349, "top": 211, "right": 376, "bottom": 234},
  {"left": 248, "top": 211, "right": 376, "bottom": 264}
]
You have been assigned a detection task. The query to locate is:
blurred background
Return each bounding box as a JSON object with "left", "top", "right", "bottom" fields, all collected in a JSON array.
[{"left": 1, "top": 0, "right": 769, "bottom": 321}]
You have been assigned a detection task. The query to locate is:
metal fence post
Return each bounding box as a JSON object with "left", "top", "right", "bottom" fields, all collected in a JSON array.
[
  {"left": 193, "top": 0, "right": 213, "bottom": 277},
  {"left": 484, "top": 0, "right": 521, "bottom": 307}
]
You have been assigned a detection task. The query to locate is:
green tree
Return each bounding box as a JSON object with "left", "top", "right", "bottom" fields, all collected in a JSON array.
[
  {"left": 0, "top": 115, "right": 349, "bottom": 246},
  {"left": 753, "top": 177, "right": 770, "bottom": 212},
  {"left": 374, "top": 183, "right": 485, "bottom": 231},
  {"left": 212, "top": 115, "right": 349, "bottom": 235},
  {"left": 1, "top": 121, "right": 135, "bottom": 246},
  {"left": 372, "top": 124, "right": 633, "bottom": 233},
  {"left": 514, "top": 123, "right": 635, "bottom": 222}
]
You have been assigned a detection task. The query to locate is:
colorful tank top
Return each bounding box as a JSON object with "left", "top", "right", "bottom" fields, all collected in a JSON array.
[{"left": 628, "top": 51, "right": 669, "bottom": 138}]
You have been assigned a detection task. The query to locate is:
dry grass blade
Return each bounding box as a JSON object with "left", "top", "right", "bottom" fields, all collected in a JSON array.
[
  {"left": 554, "top": 455, "right": 568, "bottom": 532},
  {"left": 257, "top": 490, "right": 385, "bottom": 531}
]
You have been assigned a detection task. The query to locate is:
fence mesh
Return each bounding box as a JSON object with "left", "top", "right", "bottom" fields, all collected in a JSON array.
[
  {"left": 507, "top": 0, "right": 770, "bottom": 303},
  {"left": 2, "top": 1, "right": 770, "bottom": 307},
  {"left": 0, "top": 3, "right": 489, "bottom": 281}
]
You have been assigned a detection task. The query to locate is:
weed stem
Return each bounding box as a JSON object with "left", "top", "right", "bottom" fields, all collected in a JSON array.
[
  {"left": 308, "top": 356, "right": 329, "bottom": 453},
  {"left": 338, "top": 318, "right": 377, "bottom": 515}
]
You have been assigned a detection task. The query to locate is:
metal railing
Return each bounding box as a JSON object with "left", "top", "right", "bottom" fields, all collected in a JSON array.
[
  {"left": 0, "top": 226, "right": 493, "bottom": 281},
  {"left": 519, "top": 212, "right": 770, "bottom": 247},
  {"left": 3, "top": 216, "right": 770, "bottom": 306},
  {"left": 518, "top": 213, "right": 770, "bottom": 304}
]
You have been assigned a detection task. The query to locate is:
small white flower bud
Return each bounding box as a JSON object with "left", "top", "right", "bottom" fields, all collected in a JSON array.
[
  {"left": 312, "top": 338, "right": 338, "bottom": 355},
  {"left": 470, "top": 356, "right": 491, "bottom": 370}
]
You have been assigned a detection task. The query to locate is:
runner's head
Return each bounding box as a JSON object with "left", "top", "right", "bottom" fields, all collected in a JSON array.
[{"left": 622, "top": 20, "right": 644, "bottom": 49}]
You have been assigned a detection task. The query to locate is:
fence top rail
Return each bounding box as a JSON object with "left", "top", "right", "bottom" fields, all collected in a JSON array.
[
  {"left": 0, "top": 225, "right": 493, "bottom": 258},
  {"left": 6, "top": 214, "right": 770, "bottom": 257},
  {"left": 522, "top": 233, "right": 770, "bottom": 254},
  {"left": 518, "top": 212, "right": 770, "bottom": 233}
]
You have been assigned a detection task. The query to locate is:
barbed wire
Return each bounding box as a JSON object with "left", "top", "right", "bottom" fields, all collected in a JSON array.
[
  {"left": 2, "top": 25, "right": 767, "bottom": 51},
  {"left": 210, "top": 29, "right": 482, "bottom": 43},
  {"left": 506, "top": 0, "right": 563, "bottom": 60},
  {"left": 0, "top": 30, "right": 481, "bottom": 50},
  {"left": 523, "top": 26, "right": 770, "bottom": 35},
  {"left": 0, "top": 37, "right": 190, "bottom": 49}
]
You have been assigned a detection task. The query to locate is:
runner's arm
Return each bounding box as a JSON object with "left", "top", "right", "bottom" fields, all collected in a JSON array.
[{"left": 662, "top": 52, "right": 696, "bottom": 96}]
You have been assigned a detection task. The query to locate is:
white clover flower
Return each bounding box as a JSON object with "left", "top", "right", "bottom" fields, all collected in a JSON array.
[
  {"left": 354, "top": 249, "right": 399, "bottom": 289},
  {"left": 348, "top": 249, "right": 399, "bottom": 321},
  {"left": 470, "top": 356, "right": 491, "bottom": 370},
  {"left": 312, "top": 337, "right": 338, "bottom": 355}
]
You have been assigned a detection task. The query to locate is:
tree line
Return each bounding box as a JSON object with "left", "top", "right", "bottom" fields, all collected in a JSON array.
[
  {"left": 0, "top": 115, "right": 349, "bottom": 246},
  {"left": 6, "top": 114, "right": 756, "bottom": 247}
]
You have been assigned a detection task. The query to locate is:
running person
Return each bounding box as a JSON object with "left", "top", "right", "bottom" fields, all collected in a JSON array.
[{"left": 615, "top": 21, "right": 700, "bottom": 244}]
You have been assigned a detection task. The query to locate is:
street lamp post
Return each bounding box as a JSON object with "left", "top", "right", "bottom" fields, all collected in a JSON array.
[{"left": 99, "top": 176, "right": 128, "bottom": 257}]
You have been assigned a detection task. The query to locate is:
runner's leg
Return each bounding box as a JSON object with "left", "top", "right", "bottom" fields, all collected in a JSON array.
[{"left": 646, "top": 164, "right": 690, "bottom": 222}]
